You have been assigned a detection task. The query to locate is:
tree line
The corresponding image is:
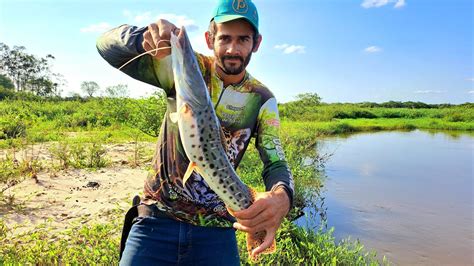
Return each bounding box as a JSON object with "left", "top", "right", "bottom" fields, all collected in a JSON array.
[
  {"left": 0, "top": 42, "right": 132, "bottom": 99},
  {"left": 283, "top": 93, "right": 469, "bottom": 109},
  {"left": 0, "top": 43, "right": 65, "bottom": 96},
  {"left": 79, "top": 81, "right": 129, "bottom": 98}
]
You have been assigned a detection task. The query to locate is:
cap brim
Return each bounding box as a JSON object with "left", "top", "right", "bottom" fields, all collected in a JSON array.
[
  {"left": 213, "top": 14, "right": 246, "bottom": 24},
  {"left": 213, "top": 15, "right": 258, "bottom": 33}
]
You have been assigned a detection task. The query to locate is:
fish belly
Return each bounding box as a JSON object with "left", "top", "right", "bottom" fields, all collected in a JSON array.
[{"left": 177, "top": 104, "right": 252, "bottom": 211}]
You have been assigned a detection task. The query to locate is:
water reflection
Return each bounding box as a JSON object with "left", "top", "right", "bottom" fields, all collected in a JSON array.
[{"left": 297, "top": 130, "right": 473, "bottom": 265}]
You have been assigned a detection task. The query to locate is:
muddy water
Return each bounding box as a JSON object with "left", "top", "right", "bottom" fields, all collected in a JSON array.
[{"left": 299, "top": 130, "right": 473, "bottom": 265}]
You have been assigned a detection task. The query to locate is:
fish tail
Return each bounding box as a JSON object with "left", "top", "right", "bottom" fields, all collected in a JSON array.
[
  {"left": 226, "top": 187, "right": 277, "bottom": 261},
  {"left": 246, "top": 231, "right": 276, "bottom": 261},
  {"left": 246, "top": 187, "right": 277, "bottom": 261}
]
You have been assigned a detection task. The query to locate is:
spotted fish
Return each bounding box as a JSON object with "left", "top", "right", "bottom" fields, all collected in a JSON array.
[{"left": 169, "top": 27, "right": 276, "bottom": 259}]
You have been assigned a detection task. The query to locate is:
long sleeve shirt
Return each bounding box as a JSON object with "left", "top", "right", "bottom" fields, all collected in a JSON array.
[{"left": 97, "top": 24, "right": 294, "bottom": 227}]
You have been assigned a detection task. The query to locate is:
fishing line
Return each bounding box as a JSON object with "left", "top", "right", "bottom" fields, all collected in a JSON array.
[{"left": 118, "top": 40, "right": 171, "bottom": 70}]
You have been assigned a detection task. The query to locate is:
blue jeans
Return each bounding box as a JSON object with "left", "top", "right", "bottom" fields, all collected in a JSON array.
[{"left": 120, "top": 216, "right": 240, "bottom": 266}]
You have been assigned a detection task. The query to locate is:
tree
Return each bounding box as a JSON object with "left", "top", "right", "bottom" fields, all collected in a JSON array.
[
  {"left": 0, "top": 74, "right": 14, "bottom": 89},
  {"left": 27, "top": 76, "right": 57, "bottom": 96},
  {"left": 295, "top": 92, "right": 322, "bottom": 106},
  {"left": 105, "top": 84, "right": 129, "bottom": 98},
  {"left": 81, "top": 81, "right": 100, "bottom": 97},
  {"left": 0, "top": 42, "right": 62, "bottom": 96}
]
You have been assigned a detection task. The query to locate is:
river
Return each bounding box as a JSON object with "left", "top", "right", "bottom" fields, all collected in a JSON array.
[{"left": 297, "top": 130, "right": 473, "bottom": 265}]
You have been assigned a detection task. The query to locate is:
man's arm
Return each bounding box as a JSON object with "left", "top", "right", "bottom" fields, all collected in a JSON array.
[
  {"left": 255, "top": 97, "right": 294, "bottom": 206},
  {"left": 232, "top": 97, "right": 294, "bottom": 257},
  {"left": 96, "top": 20, "right": 177, "bottom": 93}
]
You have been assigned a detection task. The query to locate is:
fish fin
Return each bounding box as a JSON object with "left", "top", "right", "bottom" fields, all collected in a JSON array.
[
  {"left": 171, "top": 103, "right": 191, "bottom": 123},
  {"left": 169, "top": 112, "right": 179, "bottom": 123},
  {"left": 182, "top": 162, "right": 196, "bottom": 185},
  {"left": 248, "top": 186, "right": 258, "bottom": 202},
  {"left": 226, "top": 207, "right": 236, "bottom": 217},
  {"left": 192, "top": 164, "right": 206, "bottom": 178}
]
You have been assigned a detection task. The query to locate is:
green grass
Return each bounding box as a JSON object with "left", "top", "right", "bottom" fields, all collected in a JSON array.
[
  {"left": 236, "top": 221, "right": 382, "bottom": 265},
  {"left": 0, "top": 215, "right": 121, "bottom": 264},
  {"left": 0, "top": 212, "right": 382, "bottom": 265},
  {"left": 279, "top": 102, "right": 474, "bottom": 133},
  {"left": 282, "top": 118, "right": 473, "bottom": 136},
  {"left": 1, "top": 98, "right": 472, "bottom": 150}
]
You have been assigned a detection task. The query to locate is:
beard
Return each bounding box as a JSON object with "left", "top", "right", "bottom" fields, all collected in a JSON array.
[{"left": 216, "top": 52, "right": 252, "bottom": 75}]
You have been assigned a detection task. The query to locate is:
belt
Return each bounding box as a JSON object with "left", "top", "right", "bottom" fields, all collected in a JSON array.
[
  {"left": 136, "top": 204, "right": 170, "bottom": 219},
  {"left": 120, "top": 199, "right": 170, "bottom": 259}
]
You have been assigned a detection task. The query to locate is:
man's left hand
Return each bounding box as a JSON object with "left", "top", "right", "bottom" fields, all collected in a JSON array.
[{"left": 232, "top": 187, "right": 290, "bottom": 257}]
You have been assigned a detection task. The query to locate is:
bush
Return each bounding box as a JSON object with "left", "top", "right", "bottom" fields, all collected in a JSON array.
[
  {"left": 0, "top": 116, "right": 27, "bottom": 139},
  {"left": 0, "top": 86, "right": 15, "bottom": 100},
  {"left": 236, "top": 220, "right": 380, "bottom": 265},
  {"left": 127, "top": 94, "right": 167, "bottom": 137},
  {"left": 49, "top": 140, "right": 109, "bottom": 169}
]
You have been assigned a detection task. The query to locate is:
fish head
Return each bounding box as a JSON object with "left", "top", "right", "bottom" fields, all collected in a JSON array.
[{"left": 171, "top": 26, "right": 211, "bottom": 111}]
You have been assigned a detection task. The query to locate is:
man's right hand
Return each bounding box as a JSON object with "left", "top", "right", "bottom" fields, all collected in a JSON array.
[{"left": 142, "top": 19, "right": 178, "bottom": 60}]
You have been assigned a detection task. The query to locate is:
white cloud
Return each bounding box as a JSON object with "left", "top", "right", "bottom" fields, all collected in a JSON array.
[
  {"left": 190, "top": 34, "right": 212, "bottom": 56},
  {"left": 466, "top": 78, "right": 474, "bottom": 81},
  {"left": 394, "top": 0, "right": 406, "bottom": 8},
  {"left": 123, "top": 9, "right": 132, "bottom": 18},
  {"left": 359, "top": 163, "right": 377, "bottom": 177},
  {"left": 155, "top": 13, "right": 199, "bottom": 32},
  {"left": 122, "top": 11, "right": 199, "bottom": 32},
  {"left": 361, "top": 0, "right": 406, "bottom": 9},
  {"left": 80, "top": 22, "right": 112, "bottom": 33},
  {"left": 135, "top": 12, "right": 153, "bottom": 24},
  {"left": 274, "top": 44, "right": 288, "bottom": 50},
  {"left": 361, "top": 0, "right": 389, "bottom": 8},
  {"left": 274, "top": 44, "right": 306, "bottom": 54},
  {"left": 468, "top": 90, "right": 474, "bottom": 94},
  {"left": 413, "top": 90, "right": 444, "bottom": 94},
  {"left": 364, "top": 46, "right": 382, "bottom": 53},
  {"left": 122, "top": 9, "right": 151, "bottom": 24}
]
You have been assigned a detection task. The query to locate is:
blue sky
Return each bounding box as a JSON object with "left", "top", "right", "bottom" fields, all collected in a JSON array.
[{"left": 0, "top": 0, "right": 472, "bottom": 103}]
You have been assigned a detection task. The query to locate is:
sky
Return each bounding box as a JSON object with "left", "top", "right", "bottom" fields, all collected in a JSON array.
[{"left": 0, "top": 0, "right": 472, "bottom": 104}]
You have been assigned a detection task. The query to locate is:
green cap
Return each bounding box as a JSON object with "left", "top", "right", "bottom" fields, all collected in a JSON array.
[{"left": 211, "top": 0, "right": 259, "bottom": 33}]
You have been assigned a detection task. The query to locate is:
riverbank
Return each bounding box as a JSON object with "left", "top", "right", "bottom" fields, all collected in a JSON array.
[{"left": 282, "top": 119, "right": 473, "bottom": 138}]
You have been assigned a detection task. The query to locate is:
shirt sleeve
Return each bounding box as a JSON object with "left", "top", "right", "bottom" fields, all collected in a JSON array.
[
  {"left": 96, "top": 24, "right": 174, "bottom": 95},
  {"left": 255, "top": 97, "right": 295, "bottom": 207}
]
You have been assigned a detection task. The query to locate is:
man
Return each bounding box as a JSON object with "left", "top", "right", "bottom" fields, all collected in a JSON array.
[{"left": 97, "top": 0, "right": 294, "bottom": 264}]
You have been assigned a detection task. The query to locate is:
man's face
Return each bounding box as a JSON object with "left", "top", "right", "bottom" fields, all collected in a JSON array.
[{"left": 209, "top": 19, "right": 260, "bottom": 75}]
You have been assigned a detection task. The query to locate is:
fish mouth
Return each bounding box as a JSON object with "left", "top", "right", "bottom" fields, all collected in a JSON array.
[{"left": 172, "top": 27, "right": 181, "bottom": 37}]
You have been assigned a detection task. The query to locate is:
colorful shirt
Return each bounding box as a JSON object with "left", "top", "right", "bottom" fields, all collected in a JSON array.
[{"left": 97, "top": 24, "right": 294, "bottom": 227}]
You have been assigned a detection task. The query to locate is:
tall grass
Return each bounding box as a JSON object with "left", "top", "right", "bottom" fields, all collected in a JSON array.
[
  {"left": 0, "top": 215, "right": 121, "bottom": 264},
  {"left": 1, "top": 98, "right": 472, "bottom": 151},
  {"left": 279, "top": 102, "right": 474, "bottom": 132}
]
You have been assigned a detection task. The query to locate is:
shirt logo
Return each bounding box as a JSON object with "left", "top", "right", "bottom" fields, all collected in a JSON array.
[
  {"left": 226, "top": 104, "right": 244, "bottom": 111},
  {"left": 266, "top": 118, "right": 280, "bottom": 127},
  {"left": 233, "top": 0, "right": 248, "bottom": 14}
]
